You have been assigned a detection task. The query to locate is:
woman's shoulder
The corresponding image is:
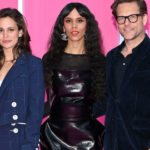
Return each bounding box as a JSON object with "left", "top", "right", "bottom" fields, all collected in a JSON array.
[
  {"left": 21, "top": 52, "right": 42, "bottom": 63},
  {"left": 28, "top": 54, "right": 42, "bottom": 63},
  {"left": 20, "top": 52, "right": 43, "bottom": 70}
]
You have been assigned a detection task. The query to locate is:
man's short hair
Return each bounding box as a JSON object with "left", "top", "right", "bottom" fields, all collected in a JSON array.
[{"left": 111, "top": 0, "right": 147, "bottom": 18}]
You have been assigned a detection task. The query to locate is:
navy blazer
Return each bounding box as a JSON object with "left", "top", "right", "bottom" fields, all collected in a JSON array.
[
  {"left": 104, "top": 34, "right": 150, "bottom": 150},
  {"left": 0, "top": 52, "right": 45, "bottom": 150}
]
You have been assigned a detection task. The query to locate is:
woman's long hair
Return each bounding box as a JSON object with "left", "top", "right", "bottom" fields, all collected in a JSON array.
[
  {"left": 0, "top": 8, "right": 31, "bottom": 69},
  {"left": 43, "top": 2, "right": 106, "bottom": 98}
]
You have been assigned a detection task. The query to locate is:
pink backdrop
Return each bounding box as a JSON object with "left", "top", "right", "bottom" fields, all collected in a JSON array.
[
  {"left": 23, "top": 0, "right": 119, "bottom": 57},
  {"left": 0, "top": 0, "right": 17, "bottom": 8},
  {"left": 0, "top": 0, "right": 150, "bottom": 128},
  {"left": 22, "top": 0, "right": 150, "bottom": 57}
]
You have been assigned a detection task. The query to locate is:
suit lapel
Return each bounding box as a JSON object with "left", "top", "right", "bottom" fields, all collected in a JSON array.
[
  {"left": 107, "top": 34, "right": 150, "bottom": 98},
  {"left": 119, "top": 35, "right": 150, "bottom": 93},
  {"left": 0, "top": 55, "right": 27, "bottom": 98}
]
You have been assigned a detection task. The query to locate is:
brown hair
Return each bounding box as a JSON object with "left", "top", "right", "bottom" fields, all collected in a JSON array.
[
  {"left": 111, "top": 0, "right": 147, "bottom": 17},
  {"left": 0, "top": 8, "right": 31, "bottom": 69}
]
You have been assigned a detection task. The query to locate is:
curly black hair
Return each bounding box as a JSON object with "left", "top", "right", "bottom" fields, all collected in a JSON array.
[
  {"left": 43, "top": 2, "right": 106, "bottom": 99},
  {"left": 0, "top": 8, "right": 31, "bottom": 69}
]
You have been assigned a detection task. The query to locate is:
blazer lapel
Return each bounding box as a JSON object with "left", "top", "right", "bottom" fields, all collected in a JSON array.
[
  {"left": 0, "top": 55, "right": 27, "bottom": 98},
  {"left": 119, "top": 35, "right": 150, "bottom": 93}
]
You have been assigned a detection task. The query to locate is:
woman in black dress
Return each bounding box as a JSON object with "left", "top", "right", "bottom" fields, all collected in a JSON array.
[{"left": 40, "top": 2, "right": 106, "bottom": 150}]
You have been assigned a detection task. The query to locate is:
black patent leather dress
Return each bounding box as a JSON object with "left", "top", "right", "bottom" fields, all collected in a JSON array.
[{"left": 40, "top": 52, "right": 103, "bottom": 150}]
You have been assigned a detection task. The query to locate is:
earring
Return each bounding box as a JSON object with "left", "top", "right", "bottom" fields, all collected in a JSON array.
[{"left": 61, "top": 32, "right": 68, "bottom": 41}]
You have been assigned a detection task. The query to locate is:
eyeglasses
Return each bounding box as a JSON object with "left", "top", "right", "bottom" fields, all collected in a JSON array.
[{"left": 116, "top": 14, "right": 143, "bottom": 24}]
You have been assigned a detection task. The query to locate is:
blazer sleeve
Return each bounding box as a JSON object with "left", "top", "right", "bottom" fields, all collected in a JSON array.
[
  {"left": 93, "top": 97, "right": 107, "bottom": 118},
  {"left": 21, "top": 57, "right": 45, "bottom": 150}
]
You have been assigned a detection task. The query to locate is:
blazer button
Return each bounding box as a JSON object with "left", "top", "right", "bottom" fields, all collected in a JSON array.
[
  {"left": 12, "top": 115, "right": 18, "bottom": 120},
  {"left": 11, "top": 102, "right": 17, "bottom": 107},
  {"left": 13, "top": 128, "right": 18, "bottom": 134}
]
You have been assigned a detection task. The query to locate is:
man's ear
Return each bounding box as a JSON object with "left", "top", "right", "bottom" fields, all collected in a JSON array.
[{"left": 143, "top": 14, "right": 148, "bottom": 26}]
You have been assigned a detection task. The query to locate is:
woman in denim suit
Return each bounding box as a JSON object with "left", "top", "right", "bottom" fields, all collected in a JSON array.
[{"left": 0, "top": 8, "right": 45, "bottom": 150}]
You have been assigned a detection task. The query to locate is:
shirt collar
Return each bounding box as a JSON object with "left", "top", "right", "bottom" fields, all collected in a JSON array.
[{"left": 118, "top": 34, "right": 149, "bottom": 55}]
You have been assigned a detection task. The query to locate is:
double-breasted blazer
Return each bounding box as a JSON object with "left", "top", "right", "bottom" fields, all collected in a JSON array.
[
  {"left": 104, "top": 34, "right": 150, "bottom": 150},
  {"left": 0, "top": 52, "right": 45, "bottom": 150}
]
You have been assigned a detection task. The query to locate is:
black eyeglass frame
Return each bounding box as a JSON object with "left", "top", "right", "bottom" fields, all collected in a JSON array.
[{"left": 116, "top": 14, "right": 144, "bottom": 24}]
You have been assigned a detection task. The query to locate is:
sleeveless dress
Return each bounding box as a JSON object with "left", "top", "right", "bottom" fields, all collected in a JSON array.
[{"left": 40, "top": 52, "right": 104, "bottom": 150}]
